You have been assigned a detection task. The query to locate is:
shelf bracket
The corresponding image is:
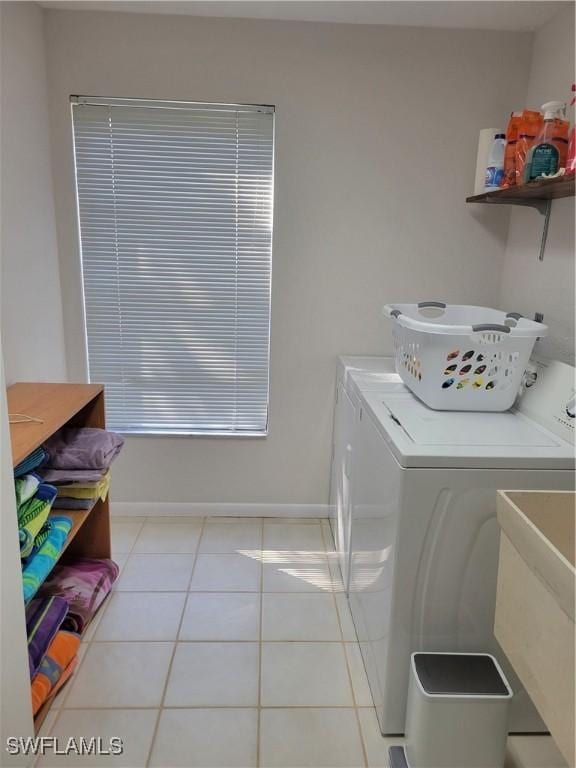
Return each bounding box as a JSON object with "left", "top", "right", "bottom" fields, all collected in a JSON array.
[
  {"left": 537, "top": 198, "right": 552, "bottom": 262},
  {"left": 483, "top": 196, "right": 552, "bottom": 261}
]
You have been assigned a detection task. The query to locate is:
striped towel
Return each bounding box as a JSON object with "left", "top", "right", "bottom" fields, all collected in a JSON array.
[
  {"left": 14, "top": 447, "right": 47, "bottom": 478},
  {"left": 26, "top": 596, "right": 69, "bottom": 678},
  {"left": 32, "top": 521, "right": 53, "bottom": 551},
  {"left": 22, "top": 516, "right": 72, "bottom": 604},
  {"left": 15, "top": 473, "right": 41, "bottom": 508},
  {"left": 18, "top": 483, "right": 58, "bottom": 559},
  {"left": 30, "top": 630, "right": 80, "bottom": 715}
]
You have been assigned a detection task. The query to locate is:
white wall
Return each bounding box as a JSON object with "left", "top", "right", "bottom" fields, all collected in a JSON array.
[
  {"left": 0, "top": 7, "right": 60, "bottom": 756},
  {"left": 500, "top": 4, "right": 575, "bottom": 365},
  {"left": 43, "top": 9, "right": 532, "bottom": 504},
  {"left": 0, "top": 2, "right": 67, "bottom": 386},
  {"left": 0, "top": 353, "right": 34, "bottom": 764}
]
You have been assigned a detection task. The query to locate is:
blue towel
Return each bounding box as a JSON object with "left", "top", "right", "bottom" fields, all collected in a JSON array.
[
  {"left": 22, "top": 516, "right": 72, "bottom": 604},
  {"left": 14, "top": 448, "right": 47, "bottom": 478}
]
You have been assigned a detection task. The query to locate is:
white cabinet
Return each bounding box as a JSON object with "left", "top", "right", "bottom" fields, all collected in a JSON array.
[{"left": 329, "top": 381, "right": 357, "bottom": 592}]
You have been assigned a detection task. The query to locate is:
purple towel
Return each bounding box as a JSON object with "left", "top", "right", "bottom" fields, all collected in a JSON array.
[
  {"left": 43, "top": 428, "right": 124, "bottom": 471},
  {"left": 39, "top": 558, "right": 119, "bottom": 633},
  {"left": 42, "top": 468, "right": 106, "bottom": 485},
  {"left": 26, "top": 596, "right": 69, "bottom": 678}
]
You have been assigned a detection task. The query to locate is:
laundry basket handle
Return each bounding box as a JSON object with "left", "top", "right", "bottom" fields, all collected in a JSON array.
[
  {"left": 382, "top": 305, "right": 403, "bottom": 319},
  {"left": 417, "top": 301, "right": 446, "bottom": 310},
  {"left": 471, "top": 323, "right": 511, "bottom": 333}
]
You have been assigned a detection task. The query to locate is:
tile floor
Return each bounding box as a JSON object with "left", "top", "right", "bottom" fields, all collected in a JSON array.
[{"left": 37, "top": 516, "right": 567, "bottom": 768}]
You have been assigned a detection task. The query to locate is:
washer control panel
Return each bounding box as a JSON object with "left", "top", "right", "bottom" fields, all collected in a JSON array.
[{"left": 517, "top": 357, "right": 575, "bottom": 444}]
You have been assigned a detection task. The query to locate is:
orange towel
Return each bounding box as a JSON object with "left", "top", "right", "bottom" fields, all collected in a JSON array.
[{"left": 31, "top": 630, "right": 80, "bottom": 714}]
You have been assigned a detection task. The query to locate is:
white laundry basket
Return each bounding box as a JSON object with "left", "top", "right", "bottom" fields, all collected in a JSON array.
[{"left": 382, "top": 302, "right": 546, "bottom": 412}]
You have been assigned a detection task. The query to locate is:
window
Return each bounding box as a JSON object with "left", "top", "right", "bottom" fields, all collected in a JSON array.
[{"left": 71, "top": 97, "right": 274, "bottom": 435}]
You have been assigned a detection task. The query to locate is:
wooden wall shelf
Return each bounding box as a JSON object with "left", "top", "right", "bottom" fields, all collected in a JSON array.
[
  {"left": 466, "top": 175, "right": 575, "bottom": 262},
  {"left": 7, "top": 381, "right": 111, "bottom": 732},
  {"left": 466, "top": 175, "right": 575, "bottom": 208}
]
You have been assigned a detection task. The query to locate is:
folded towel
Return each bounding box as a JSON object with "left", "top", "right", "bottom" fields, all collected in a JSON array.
[
  {"left": 32, "top": 520, "right": 52, "bottom": 551},
  {"left": 56, "top": 471, "right": 110, "bottom": 502},
  {"left": 15, "top": 473, "right": 41, "bottom": 508},
  {"left": 14, "top": 448, "right": 47, "bottom": 478},
  {"left": 22, "top": 516, "right": 73, "bottom": 604},
  {"left": 42, "top": 468, "right": 106, "bottom": 485},
  {"left": 43, "top": 428, "right": 124, "bottom": 471},
  {"left": 30, "top": 630, "right": 80, "bottom": 714},
  {"left": 39, "top": 558, "right": 119, "bottom": 634},
  {"left": 52, "top": 497, "right": 94, "bottom": 510},
  {"left": 18, "top": 483, "right": 58, "bottom": 559},
  {"left": 26, "top": 596, "right": 69, "bottom": 679}
]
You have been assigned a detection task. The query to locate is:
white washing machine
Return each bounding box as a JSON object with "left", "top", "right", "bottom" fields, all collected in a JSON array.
[{"left": 340, "top": 356, "right": 575, "bottom": 735}]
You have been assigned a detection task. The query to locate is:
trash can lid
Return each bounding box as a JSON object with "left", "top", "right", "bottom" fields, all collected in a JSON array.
[{"left": 413, "top": 653, "right": 510, "bottom": 696}]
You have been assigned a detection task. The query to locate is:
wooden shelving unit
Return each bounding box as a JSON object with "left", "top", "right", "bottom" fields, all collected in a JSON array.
[
  {"left": 8, "top": 383, "right": 104, "bottom": 466},
  {"left": 7, "top": 382, "right": 112, "bottom": 732},
  {"left": 466, "top": 175, "right": 575, "bottom": 261}
]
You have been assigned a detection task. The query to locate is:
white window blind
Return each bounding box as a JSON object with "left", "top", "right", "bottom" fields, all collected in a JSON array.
[{"left": 71, "top": 97, "right": 274, "bottom": 435}]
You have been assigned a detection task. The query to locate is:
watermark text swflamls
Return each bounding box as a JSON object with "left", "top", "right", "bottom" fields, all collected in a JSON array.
[{"left": 6, "top": 736, "right": 123, "bottom": 756}]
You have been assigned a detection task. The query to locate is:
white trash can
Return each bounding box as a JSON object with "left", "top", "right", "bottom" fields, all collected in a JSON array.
[{"left": 404, "top": 652, "right": 512, "bottom": 768}]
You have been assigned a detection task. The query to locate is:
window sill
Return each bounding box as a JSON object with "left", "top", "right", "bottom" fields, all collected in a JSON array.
[{"left": 117, "top": 430, "right": 268, "bottom": 439}]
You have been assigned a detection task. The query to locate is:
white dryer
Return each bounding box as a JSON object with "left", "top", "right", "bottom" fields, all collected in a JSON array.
[
  {"left": 342, "top": 356, "right": 575, "bottom": 735},
  {"left": 330, "top": 357, "right": 402, "bottom": 590}
]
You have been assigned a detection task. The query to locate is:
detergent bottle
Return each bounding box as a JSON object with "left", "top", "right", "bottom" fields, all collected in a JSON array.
[
  {"left": 567, "top": 84, "right": 576, "bottom": 175},
  {"left": 484, "top": 133, "right": 506, "bottom": 190},
  {"left": 524, "top": 101, "right": 569, "bottom": 181}
]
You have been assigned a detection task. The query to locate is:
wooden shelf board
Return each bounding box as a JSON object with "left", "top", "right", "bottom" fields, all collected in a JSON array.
[
  {"left": 50, "top": 505, "right": 95, "bottom": 557},
  {"left": 7, "top": 382, "right": 104, "bottom": 467},
  {"left": 466, "top": 175, "right": 575, "bottom": 205}
]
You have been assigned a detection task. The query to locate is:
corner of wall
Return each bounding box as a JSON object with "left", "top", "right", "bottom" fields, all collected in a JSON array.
[
  {"left": 498, "top": 4, "right": 575, "bottom": 365},
  {"left": 0, "top": 2, "right": 68, "bottom": 385}
]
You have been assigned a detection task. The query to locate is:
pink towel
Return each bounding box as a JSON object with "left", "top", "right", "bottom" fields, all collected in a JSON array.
[{"left": 38, "top": 558, "right": 119, "bottom": 633}]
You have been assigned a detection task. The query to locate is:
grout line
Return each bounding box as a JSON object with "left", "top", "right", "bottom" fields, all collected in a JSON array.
[
  {"left": 122, "top": 517, "right": 147, "bottom": 547},
  {"left": 126, "top": 518, "right": 324, "bottom": 524},
  {"left": 111, "top": 589, "right": 338, "bottom": 595},
  {"left": 86, "top": 638, "right": 349, "bottom": 644},
  {"left": 143, "top": 515, "right": 207, "bottom": 768},
  {"left": 51, "top": 704, "right": 378, "bottom": 711}
]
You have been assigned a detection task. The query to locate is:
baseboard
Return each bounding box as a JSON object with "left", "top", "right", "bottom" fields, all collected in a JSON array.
[{"left": 111, "top": 501, "right": 330, "bottom": 519}]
